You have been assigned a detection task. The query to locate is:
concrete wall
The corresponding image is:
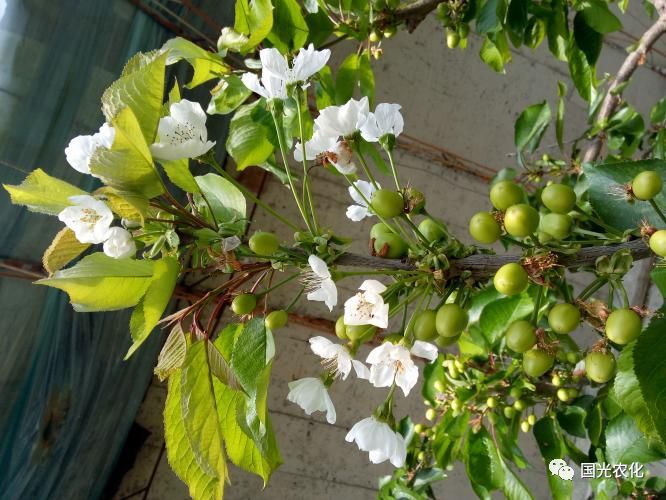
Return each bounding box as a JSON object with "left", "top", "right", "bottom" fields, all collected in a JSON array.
[{"left": 110, "top": 5, "right": 666, "bottom": 499}]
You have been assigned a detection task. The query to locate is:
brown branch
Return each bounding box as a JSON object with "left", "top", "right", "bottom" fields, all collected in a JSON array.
[
  {"left": 392, "top": 0, "right": 446, "bottom": 32},
  {"left": 582, "top": 0, "right": 666, "bottom": 163},
  {"left": 336, "top": 239, "right": 651, "bottom": 278}
]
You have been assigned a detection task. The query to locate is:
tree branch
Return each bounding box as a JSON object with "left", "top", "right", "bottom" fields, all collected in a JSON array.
[
  {"left": 582, "top": 0, "right": 666, "bottom": 163},
  {"left": 393, "top": 0, "right": 445, "bottom": 32},
  {"left": 336, "top": 239, "right": 651, "bottom": 278}
]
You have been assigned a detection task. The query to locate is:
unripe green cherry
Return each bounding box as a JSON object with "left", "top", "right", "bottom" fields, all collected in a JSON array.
[
  {"left": 231, "top": 293, "right": 257, "bottom": 315},
  {"left": 418, "top": 218, "right": 446, "bottom": 242},
  {"left": 632, "top": 170, "right": 663, "bottom": 200},
  {"left": 490, "top": 181, "right": 523, "bottom": 210},
  {"left": 435, "top": 304, "right": 469, "bottom": 337},
  {"left": 370, "top": 222, "right": 392, "bottom": 240},
  {"left": 551, "top": 374, "right": 562, "bottom": 387},
  {"left": 541, "top": 184, "right": 576, "bottom": 214},
  {"left": 509, "top": 388, "right": 522, "bottom": 400},
  {"left": 446, "top": 29, "right": 460, "bottom": 48},
  {"left": 566, "top": 352, "right": 579, "bottom": 364},
  {"left": 520, "top": 420, "right": 531, "bottom": 433},
  {"left": 513, "top": 399, "right": 526, "bottom": 411},
  {"left": 494, "top": 263, "right": 529, "bottom": 296},
  {"left": 503, "top": 406, "right": 516, "bottom": 419},
  {"left": 369, "top": 30, "right": 381, "bottom": 43},
  {"left": 527, "top": 414, "right": 537, "bottom": 426},
  {"left": 414, "top": 424, "right": 424, "bottom": 433},
  {"left": 425, "top": 408, "right": 436, "bottom": 421},
  {"left": 556, "top": 388, "right": 570, "bottom": 402},
  {"left": 417, "top": 451, "right": 426, "bottom": 462},
  {"left": 585, "top": 351, "right": 616, "bottom": 383},
  {"left": 335, "top": 316, "right": 348, "bottom": 340},
  {"left": 371, "top": 189, "right": 404, "bottom": 218},
  {"left": 605, "top": 308, "right": 642, "bottom": 345},
  {"left": 523, "top": 349, "right": 555, "bottom": 377},
  {"left": 649, "top": 230, "right": 666, "bottom": 257},
  {"left": 540, "top": 213, "right": 573, "bottom": 240},
  {"left": 486, "top": 396, "right": 498, "bottom": 408},
  {"left": 414, "top": 310, "right": 438, "bottom": 341},
  {"left": 505, "top": 320, "right": 537, "bottom": 353},
  {"left": 504, "top": 204, "right": 539, "bottom": 237},
  {"left": 373, "top": 232, "right": 408, "bottom": 258},
  {"left": 435, "top": 333, "right": 460, "bottom": 348},
  {"left": 265, "top": 310, "right": 288, "bottom": 330},
  {"left": 469, "top": 212, "right": 501, "bottom": 244},
  {"left": 249, "top": 231, "right": 279, "bottom": 256},
  {"left": 346, "top": 324, "right": 377, "bottom": 342},
  {"left": 548, "top": 303, "right": 581, "bottom": 335},
  {"left": 567, "top": 388, "right": 578, "bottom": 399}
]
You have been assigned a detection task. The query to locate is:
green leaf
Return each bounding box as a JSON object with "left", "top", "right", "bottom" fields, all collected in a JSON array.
[
  {"left": 267, "top": 0, "right": 309, "bottom": 53},
  {"left": 161, "top": 158, "right": 201, "bottom": 194},
  {"left": 90, "top": 106, "right": 164, "bottom": 199},
  {"left": 515, "top": 100, "right": 551, "bottom": 152},
  {"left": 479, "top": 293, "right": 533, "bottom": 345},
  {"left": 579, "top": 0, "right": 622, "bottom": 34},
  {"left": 101, "top": 51, "right": 167, "bottom": 143},
  {"left": 359, "top": 53, "right": 375, "bottom": 107},
  {"left": 465, "top": 426, "right": 505, "bottom": 491},
  {"left": 567, "top": 38, "right": 595, "bottom": 102},
  {"left": 533, "top": 417, "right": 573, "bottom": 500},
  {"left": 605, "top": 413, "right": 665, "bottom": 465},
  {"left": 207, "top": 75, "right": 252, "bottom": 116},
  {"left": 3, "top": 168, "right": 87, "bottom": 216},
  {"left": 234, "top": 0, "right": 274, "bottom": 53},
  {"left": 155, "top": 325, "right": 187, "bottom": 382},
  {"left": 506, "top": 0, "right": 528, "bottom": 46},
  {"left": 194, "top": 173, "right": 246, "bottom": 226},
  {"left": 164, "top": 37, "right": 229, "bottom": 89},
  {"left": 546, "top": 0, "right": 569, "bottom": 61},
  {"left": 37, "top": 253, "right": 155, "bottom": 312},
  {"left": 305, "top": 9, "right": 334, "bottom": 47},
  {"left": 335, "top": 53, "right": 360, "bottom": 104},
  {"left": 499, "top": 455, "right": 534, "bottom": 500},
  {"left": 422, "top": 354, "right": 446, "bottom": 406},
  {"left": 523, "top": 17, "right": 546, "bottom": 49},
  {"left": 556, "top": 81, "right": 567, "bottom": 151},
  {"left": 226, "top": 100, "right": 276, "bottom": 170},
  {"left": 480, "top": 36, "right": 505, "bottom": 73},
  {"left": 96, "top": 187, "right": 148, "bottom": 224},
  {"left": 583, "top": 159, "right": 666, "bottom": 230},
  {"left": 649, "top": 97, "right": 666, "bottom": 124},
  {"left": 165, "top": 368, "right": 225, "bottom": 500},
  {"left": 127, "top": 257, "right": 180, "bottom": 358},
  {"left": 42, "top": 227, "right": 91, "bottom": 275},
  {"left": 315, "top": 65, "right": 335, "bottom": 110},
  {"left": 573, "top": 13, "right": 603, "bottom": 65},
  {"left": 476, "top": 0, "right": 505, "bottom": 34},
  {"left": 557, "top": 404, "right": 587, "bottom": 438}
]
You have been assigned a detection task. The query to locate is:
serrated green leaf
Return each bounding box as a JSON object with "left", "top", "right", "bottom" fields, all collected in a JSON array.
[
  {"left": 499, "top": 454, "right": 534, "bottom": 500},
  {"left": 567, "top": 39, "right": 595, "bottom": 102},
  {"left": 161, "top": 158, "right": 201, "bottom": 194},
  {"left": 479, "top": 293, "right": 533, "bottom": 345},
  {"left": 480, "top": 36, "right": 505, "bottom": 73},
  {"left": 42, "top": 227, "right": 91, "bottom": 275},
  {"left": 96, "top": 187, "right": 148, "bottom": 223},
  {"left": 515, "top": 100, "right": 551, "bottom": 152},
  {"left": 226, "top": 100, "right": 276, "bottom": 170},
  {"left": 207, "top": 75, "right": 252, "bottom": 116},
  {"left": 155, "top": 325, "right": 187, "bottom": 382},
  {"left": 164, "top": 37, "right": 229, "bottom": 89},
  {"left": 465, "top": 426, "right": 505, "bottom": 491},
  {"left": 235, "top": 0, "right": 274, "bottom": 53},
  {"left": 533, "top": 417, "right": 573, "bottom": 500},
  {"left": 194, "top": 173, "right": 246, "bottom": 226},
  {"left": 335, "top": 53, "right": 359, "bottom": 104},
  {"left": 422, "top": 354, "right": 446, "bottom": 406},
  {"left": 127, "top": 257, "right": 180, "bottom": 358},
  {"left": 579, "top": 0, "right": 622, "bottom": 34},
  {"left": 476, "top": 0, "right": 505, "bottom": 34},
  {"left": 207, "top": 340, "right": 243, "bottom": 391},
  {"left": 3, "top": 168, "right": 87, "bottom": 216},
  {"left": 583, "top": 159, "right": 666, "bottom": 230},
  {"left": 267, "top": 0, "right": 309, "bottom": 53},
  {"left": 556, "top": 81, "right": 567, "bottom": 151},
  {"left": 37, "top": 253, "right": 154, "bottom": 312},
  {"left": 556, "top": 404, "right": 587, "bottom": 438},
  {"left": 546, "top": 0, "right": 569, "bottom": 61},
  {"left": 101, "top": 51, "right": 167, "bottom": 143},
  {"left": 573, "top": 13, "right": 603, "bottom": 65},
  {"left": 90, "top": 106, "right": 164, "bottom": 199},
  {"left": 605, "top": 413, "right": 665, "bottom": 465}
]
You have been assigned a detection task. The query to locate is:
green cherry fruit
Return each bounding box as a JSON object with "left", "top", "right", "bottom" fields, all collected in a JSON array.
[
  {"left": 632, "top": 170, "right": 663, "bottom": 201},
  {"left": 335, "top": 316, "right": 348, "bottom": 340},
  {"left": 649, "top": 230, "right": 666, "bottom": 257},
  {"left": 469, "top": 212, "right": 501, "bottom": 244},
  {"left": 435, "top": 303, "right": 469, "bottom": 337},
  {"left": 556, "top": 388, "right": 570, "bottom": 402},
  {"left": 503, "top": 406, "right": 516, "bottom": 419},
  {"left": 370, "top": 222, "right": 392, "bottom": 240},
  {"left": 414, "top": 310, "right": 438, "bottom": 341},
  {"left": 509, "top": 388, "right": 522, "bottom": 400},
  {"left": 231, "top": 293, "right": 257, "bottom": 315},
  {"left": 541, "top": 213, "right": 573, "bottom": 240},
  {"left": 369, "top": 30, "right": 381, "bottom": 43},
  {"left": 605, "top": 308, "right": 642, "bottom": 344},
  {"left": 371, "top": 189, "right": 404, "bottom": 218},
  {"left": 373, "top": 232, "right": 408, "bottom": 259},
  {"left": 504, "top": 204, "right": 539, "bottom": 237},
  {"left": 435, "top": 333, "right": 461, "bottom": 347},
  {"left": 527, "top": 414, "right": 537, "bottom": 426},
  {"left": 346, "top": 324, "right": 377, "bottom": 342},
  {"left": 249, "top": 231, "right": 279, "bottom": 256},
  {"left": 265, "top": 310, "right": 288, "bottom": 330},
  {"left": 541, "top": 184, "right": 577, "bottom": 214},
  {"left": 490, "top": 181, "right": 523, "bottom": 211},
  {"left": 520, "top": 420, "right": 531, "bottom": 433},
  {"left": 513, "top": 399, "right": 526, "bottom": 411},
  {"left": 585, "top": 351, "right": 616, "bottom": 383},
  {"left": 548, "top": 303, "right": 581, "bottom": 335},
  {"left": 446, "top": 29, "right": 460, "bottom": 48},
  {"left": 505, "top": 320, "right": 537, "bottom": 353},
  {"left": 523, "top": 349, "right": 555, "bottom": 377},
  {"left": 493, "top": 263, "right": 529, "bottom": 296},
  {"left": 486, "top": 396, "right": 498, "bottom": 408},
  {"left": 418, "top": 218, "right": 447, "bottom": 242}
]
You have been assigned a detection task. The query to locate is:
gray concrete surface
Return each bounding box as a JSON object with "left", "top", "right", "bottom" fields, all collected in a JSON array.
[{"left": 111, "top": 5, "right": 666, "bottom": 499}]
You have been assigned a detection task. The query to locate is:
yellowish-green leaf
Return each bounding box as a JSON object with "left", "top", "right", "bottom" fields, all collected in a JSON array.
[
  {"left": 95, "top": 186, "right": 148, "bottom": 224},
  {"left": 91, "top": 107, "right": 164, "bottom": 199},
  {"left": 37, "top": 253, "right": 155, "bottom": 312},
  {"left": 155, "top": 325, "right": 188, "bottom": 382},
  {"left": 161, "top": 158, "right": 201, "bottom": 194},
  {"left": 234, "top": 0, "right": 274, "bottom": 53},
  {"left": 164, "top": 38, "right": 230, "bottom": 89},
  {"left": 207, "top": 341, "right": 243, "bottom": 391},
  {"left": 126, "top": 257, "right": 180, "bottom": 358},
  {"left": 3, "top": 168, "right": 86, "bottom": 216},
  {"left": 102, "top": 51, "right": 167, "bottom": 143},
  {"left": 42, "top": 227, "right": 90, "bottom": 275}
]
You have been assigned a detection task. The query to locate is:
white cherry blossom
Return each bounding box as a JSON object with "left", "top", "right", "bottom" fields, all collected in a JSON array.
[
  {"left": 58, "top": 195, "right": 113, "bottom": 244},
  {"left": 287, "top": 377, "right": 336, "bottom": 424},
  {"left": 344, "top": 279, "right": 389, "bottom": 329},
  {"left": 345, "top": 416, "right": 406, "bottom": 467},
  {"left": 304, "top": 255, "right": 337, "bottom": 311},
  {"left": 362, "top": 341, "right": 438, "bottom": 396},
  {"left": 294, "top": 131, "right": 357, "bottom": 175},
  {"left": 315, "top": 97, "right": 370, "bottom": 139},
  {"left": 240, "top": 71, "right": 287, "bottom": 100},
  {"left": 103, "top": 227, "right": 136, "bottom": 259},
  {"left": 64, "top": 123, "right": 115, "bottom": 175},
  {"left": 346, "top": 179, "right": 378, "bottom": 221},
  {"left": 360, "top": 103, "right": 404, "bottom": 142},
  {"left": 150, "top": 99, "right": 215, "bottom": 161},
  {"left": 308, "top": 336, "right": 367, "bottom": 380}
]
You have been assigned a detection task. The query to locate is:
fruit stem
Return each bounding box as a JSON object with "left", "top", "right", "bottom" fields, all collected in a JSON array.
[
  {"left": 531, "top": 285, "right": 545, "bottom": 324},
  {"left": 400, "top": 214, "right": 432, "bottom": 247},
  {"left": 385, "top": 147, "right": 401, "bottom": 190},
  {"left": 577, "top": 277, "right": 607, "bottom": 301},
  {"left": 500, "top": 235, "right": 531, "bottom": 249},
  {"left": 295, "top": 89, "right": 321, "bottom": 234},
  {"left": 284, "top": 286, "right": 305, "bottom": 312},
  {"left": 648, "top": 199, "right": 666, "bottom": 225},
  {"left": 354, "top": 144, "right": 380, "bottom": 189},
  {"left": 255, "top": 273, "right": 300, "bottom": 297},
  {"left": 614, "top": 279, "right": 630, "bottom": 309}
]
